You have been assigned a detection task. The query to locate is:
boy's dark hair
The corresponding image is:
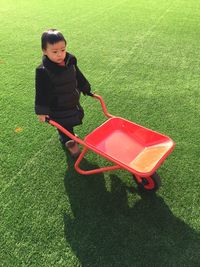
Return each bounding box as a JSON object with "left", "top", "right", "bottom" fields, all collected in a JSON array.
[{"left": 41, "top": 29, "right": 67, "bottom": 50}]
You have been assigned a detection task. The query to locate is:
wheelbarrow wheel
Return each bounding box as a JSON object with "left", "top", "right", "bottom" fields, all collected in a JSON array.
[{"left": 133, "top": 172, "right": 161, "bottom": 192}]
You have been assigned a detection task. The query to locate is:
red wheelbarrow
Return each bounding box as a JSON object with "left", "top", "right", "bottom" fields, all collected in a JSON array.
[{"left": 47, "top": 94, "right": 175, "bottom": 192}]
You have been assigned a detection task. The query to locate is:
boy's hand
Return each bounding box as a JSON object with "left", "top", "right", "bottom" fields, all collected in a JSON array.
[
  {"left": 38, "top": 115, "right": 49, "bottom": 122},
  {"left": 87, "top": 92, "right": 94, "bottom": 97}
]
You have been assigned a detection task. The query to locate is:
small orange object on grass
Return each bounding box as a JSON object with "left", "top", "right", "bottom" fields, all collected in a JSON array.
[{"left": 15, "top": 127, "right": 23, "bottom": 133}]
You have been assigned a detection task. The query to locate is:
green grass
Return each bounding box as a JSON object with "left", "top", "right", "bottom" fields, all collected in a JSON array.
[{"left": 0, "top": 0, "right": 200, "bottom": 266}]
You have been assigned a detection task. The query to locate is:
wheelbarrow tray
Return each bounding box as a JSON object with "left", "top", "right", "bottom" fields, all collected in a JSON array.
[{"left": 84, "top": 117, "right": 174, "bottom": 176}]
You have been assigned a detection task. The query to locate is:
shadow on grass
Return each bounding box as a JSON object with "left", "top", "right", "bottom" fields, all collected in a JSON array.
[{"left": 63, "top": 152, "right": 200, "bottom": 267}]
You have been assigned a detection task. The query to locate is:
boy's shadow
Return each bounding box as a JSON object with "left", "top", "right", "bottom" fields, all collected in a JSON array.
[{"left": 63, "top": 152, "right": 200, "bottom": 267}]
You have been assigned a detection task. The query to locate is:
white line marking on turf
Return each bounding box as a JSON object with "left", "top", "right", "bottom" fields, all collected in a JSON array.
[
  {"left": 101, "top": 1, "right": 175, "bottom": 84},
  {"left": 0, "top": 136, "right": 55, "bottom": 195}
]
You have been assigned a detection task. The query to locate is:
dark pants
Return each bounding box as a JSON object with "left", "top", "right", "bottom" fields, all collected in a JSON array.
[{"left": 57, "top": 126, "right": 74, "bottom": 144}]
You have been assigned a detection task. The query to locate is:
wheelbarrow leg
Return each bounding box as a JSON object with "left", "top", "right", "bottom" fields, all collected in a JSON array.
[{"left": 74, "top": 147, "right": 122, "bottom": 175}]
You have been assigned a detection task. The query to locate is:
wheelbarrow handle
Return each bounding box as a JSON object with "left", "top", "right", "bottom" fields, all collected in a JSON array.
[
  {"left": 46, "top": 118, "right": 87, "bottom": 146},
  {"left": 44, "top": 93, "right": 114, "bottom": 144},
  {"left": 92, "top": 93, "right": 114, "bottom": 118}
]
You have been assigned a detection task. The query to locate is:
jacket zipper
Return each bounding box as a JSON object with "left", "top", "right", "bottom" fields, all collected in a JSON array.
[{"left": 75, "top": 88, "right": 80, "bottom": 96}]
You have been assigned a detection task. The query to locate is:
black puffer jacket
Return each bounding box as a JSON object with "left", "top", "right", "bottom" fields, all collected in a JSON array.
[{"left": 35, "top": 53, "right": 91, "bottom": 126}]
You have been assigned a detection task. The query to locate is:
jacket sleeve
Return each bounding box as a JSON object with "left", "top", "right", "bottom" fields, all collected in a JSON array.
[
  {"left": 35, "top": 67, "right": 51, "bottom": 115},
  {"left": 73, "top": 57, "right": 91, "bottom": 95}
]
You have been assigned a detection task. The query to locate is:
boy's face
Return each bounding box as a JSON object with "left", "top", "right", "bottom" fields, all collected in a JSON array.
[{"left": 43, "top": 41, "right": 66, "bottom": 64}]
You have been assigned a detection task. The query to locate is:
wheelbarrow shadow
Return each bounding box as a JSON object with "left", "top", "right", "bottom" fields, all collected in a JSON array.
[{"left": 63, "top": 151, "right": 200, "bottom": 267}]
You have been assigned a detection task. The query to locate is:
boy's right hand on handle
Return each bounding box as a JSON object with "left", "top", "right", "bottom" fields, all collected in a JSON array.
[
  {"left": 38, "top": 115, "right": 49, "bottom": 122},
  {"left": 87, "top": 92, "right": 94, "bottom": 97}
]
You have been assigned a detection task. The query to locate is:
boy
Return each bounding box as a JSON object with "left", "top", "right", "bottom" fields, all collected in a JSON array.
[{"left": 35, "top": 29, "right": 92, "bottom": 157}]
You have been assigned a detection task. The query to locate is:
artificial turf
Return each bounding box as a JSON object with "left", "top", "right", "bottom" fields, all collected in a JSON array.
[{"left": 0, "top": 0, "right": 200, "bottom": 266}]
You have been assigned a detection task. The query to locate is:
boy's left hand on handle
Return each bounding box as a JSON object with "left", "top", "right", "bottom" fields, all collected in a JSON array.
[{"left": 38, "top": 115, "right": 49, "bottom": 122}]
